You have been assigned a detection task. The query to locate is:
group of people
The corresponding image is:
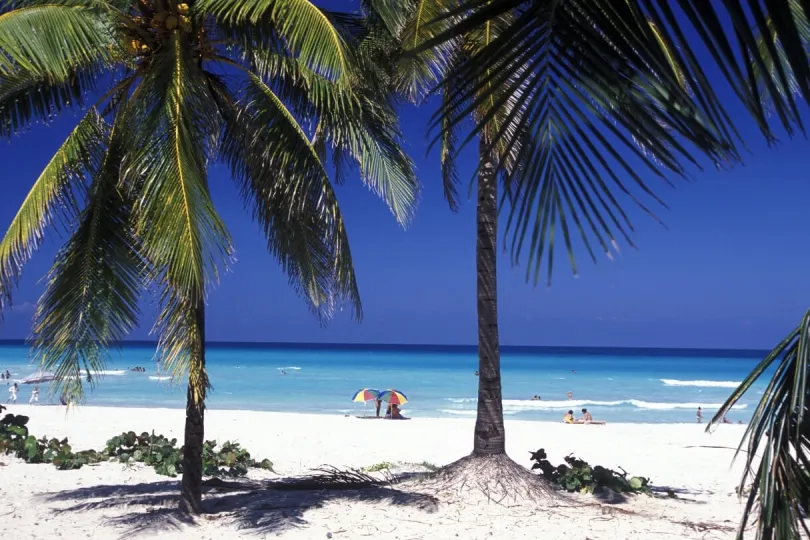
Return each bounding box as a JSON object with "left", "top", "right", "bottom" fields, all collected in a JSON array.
[
  {"left": 0, "top": 369, "right": 11, "bottom": 380},
  {"left": 563, "top": 408, "right": 605, "bottom": 425},
  {"left": 373, "top": 399, "right": 405, "bottom": 419},
  {"left": 6, "top": 383, "right": 39, "bottom": 404},
  {"left": 129, "top": 366, "right": 147, "bottom": 372}
]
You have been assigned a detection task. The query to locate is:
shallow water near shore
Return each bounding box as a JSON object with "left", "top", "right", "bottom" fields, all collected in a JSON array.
[{"left": 0, "top": 341, "right": 768, "bottom": 423}]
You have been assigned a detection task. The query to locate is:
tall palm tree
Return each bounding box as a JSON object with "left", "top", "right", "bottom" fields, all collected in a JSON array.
[
  {"left": 424, "top": 0, "right": 810, "bottom": 529},
  {"left": 387, "top": 0, "right": 524, "bottom": 460},
  {"left": 0, "top": 0, "right": 418, "bottom": 513},
  {"left": 383, "top": 0, "right": 741, "bottom": 485}
]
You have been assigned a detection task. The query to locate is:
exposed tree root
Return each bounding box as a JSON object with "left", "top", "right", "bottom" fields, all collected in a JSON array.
[{"left": 406, "top": 452, "right": 563, "bottom": 504}]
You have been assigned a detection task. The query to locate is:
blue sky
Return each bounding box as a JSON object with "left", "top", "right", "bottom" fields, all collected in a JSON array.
[{"left": 1, "top": 56, "right": 809, "bottom": 350}]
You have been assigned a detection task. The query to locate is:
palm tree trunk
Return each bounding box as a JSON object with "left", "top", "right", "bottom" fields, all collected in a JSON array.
[
  {"left": 179, "top": 301, "right": 206, "bottom": 514},
  {"left": 473, "top": 137, "right": 505, "bottom": 456}
]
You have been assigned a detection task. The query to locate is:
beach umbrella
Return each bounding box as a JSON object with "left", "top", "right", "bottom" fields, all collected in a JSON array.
[
  {"left": 351, "top": 388, "right": 380, "bottom": 402},
  {"left": 377, "top": 389, "right": 408, "bottom": 405}
]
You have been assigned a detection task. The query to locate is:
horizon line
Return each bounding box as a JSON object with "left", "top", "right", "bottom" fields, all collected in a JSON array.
[{"left": 0, "top": 338, "right": 770, "bottom": 356}]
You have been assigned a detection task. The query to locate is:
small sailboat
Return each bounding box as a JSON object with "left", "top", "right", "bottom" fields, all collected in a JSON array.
[{"left": 18, "top": 371, "right": 56, "bottom": 384}]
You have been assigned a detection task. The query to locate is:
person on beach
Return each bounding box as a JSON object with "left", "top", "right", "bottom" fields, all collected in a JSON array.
[
  {"left": 29, "top": 386, "right": 39, "bottom": 404},
  {"left": 563, "top": 410, "right": 575, "bottom": 424},
  {"left": 375, "top": 399, "right": 382, "bottom": 417},
  {"left": 386, "top": 404, "right": 404, "bottom": 419},
  {"left": 7, "top": 383, "right": 17, "bottom": 403},
  {"left": 581, "top": 408, "right": 593, "bottom": 423},
  {"left": 697, "top": 407, "right": 703, "bottom": 423}
]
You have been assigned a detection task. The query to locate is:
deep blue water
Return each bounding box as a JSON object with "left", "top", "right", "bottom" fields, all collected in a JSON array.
[{"left": 0, "top": 341, "right": 769, "bottom": 423}]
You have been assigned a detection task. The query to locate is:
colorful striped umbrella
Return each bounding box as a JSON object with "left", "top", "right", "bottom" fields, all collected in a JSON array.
[
  {"left": 351, "top": 388, "right": 380, "bottom": 403},
  {"left": 377, "top": 389, "right": 408, "bottom": 405}
]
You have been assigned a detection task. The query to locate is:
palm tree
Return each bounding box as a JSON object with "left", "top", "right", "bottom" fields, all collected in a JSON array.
[
  {"left": 381, "top": 0, "right": 741, "bottom": 489},
  {"left": 423, "top": 0, "right": 810, "bottom": 528},
  {"left": 386, "top": 0, "right": 524, "bottom": 462},
  {"left": 0, "top": 0, "right": 418, "bottom": 513}
]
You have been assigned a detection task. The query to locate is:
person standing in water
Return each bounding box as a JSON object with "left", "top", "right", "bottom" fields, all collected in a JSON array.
[
  {"left": 29, "top": 386, "right": 39, "bottom": 404},
  {"left": 7, "top": 383, "right": 17, "bottom": 403},
  {"left": 696, "top": 406, "right": 703, "bottom": 423}
]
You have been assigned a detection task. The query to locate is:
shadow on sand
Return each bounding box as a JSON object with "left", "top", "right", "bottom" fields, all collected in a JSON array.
[{"left": 39, "top": 476, "right": 439, "bottom": 538}]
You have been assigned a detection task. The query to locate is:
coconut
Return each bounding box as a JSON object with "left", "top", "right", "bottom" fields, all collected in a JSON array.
[{"left": 165, "top": 14, "right": 179, "bottom": 30}]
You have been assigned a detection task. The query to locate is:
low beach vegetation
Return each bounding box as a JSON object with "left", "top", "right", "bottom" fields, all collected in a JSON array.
[
  {"left": 529, "top": 449, "right": 651, "bottom": 496},
  {"left": 1, "top": 412, "right": 273, "bottom": 478}
]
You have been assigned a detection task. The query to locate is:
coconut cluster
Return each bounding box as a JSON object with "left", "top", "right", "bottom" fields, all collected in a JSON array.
[{"left": 125, "top": 1, "right": 195, "bottom": 55}]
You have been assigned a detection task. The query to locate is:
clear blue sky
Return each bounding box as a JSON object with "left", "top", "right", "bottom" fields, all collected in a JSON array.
[{"left": 1, "top": 66, "right": 809, "bottom": 350}]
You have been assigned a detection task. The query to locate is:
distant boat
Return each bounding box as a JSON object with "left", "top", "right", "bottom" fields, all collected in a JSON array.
[{"left": 18, "top": 371, "right": 55, "bottom": 384}]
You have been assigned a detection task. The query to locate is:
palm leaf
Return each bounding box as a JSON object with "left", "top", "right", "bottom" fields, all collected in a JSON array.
[
  {"left": 394, "top": 0, "right": 460, "bottom": 102},
  {"left": 0, "top": 65, "right": 101, "bottom": 137},
  {"left": 0, "top": 4, "right": 117, "bottom": 79},
  {"left": 430, "top": 1, "right": 740, "bottom": 285},
  {"left": 0, "top": 108, "right": 106, "bottom": 313},
  {"left": 31, "top": 112, "right": 144, "bottom": 402},
  {"left": 215, "top": 72, "right": 362, "bottom": 321},
  {"left": 123, "top": 34, "right": 232, "bottom": 394},
  {"left": 710, "top": 309, "right": 810, "bottom": 540},
  {"left": 196, "top": 0, "right": 353, "bottom": 84},
  {"left": 249, "top": 48, "right": 419, "bottom": 226}
]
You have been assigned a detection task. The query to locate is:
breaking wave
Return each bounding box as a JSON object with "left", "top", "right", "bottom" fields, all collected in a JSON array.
[{"left": 660, "top": 379, "right": 741, "bottom": 388}]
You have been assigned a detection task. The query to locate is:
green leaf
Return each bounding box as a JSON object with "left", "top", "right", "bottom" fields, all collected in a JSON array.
[
  {"left": 0, "top": 4, "right": 118, "bottom": 80},
  {"left": 31, "top": 108, "right": 144, "bottom": 403},
  {"left": 198, "top": 0, "right": 353, "bottom": 83},
  {"left": 0, "top": 108, "right": 106, "bottom": 313}
]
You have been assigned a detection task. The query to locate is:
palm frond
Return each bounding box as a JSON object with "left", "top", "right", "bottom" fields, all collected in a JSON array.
[
  {"left": 249, "top": 48, "right": 419, "bottom": 226},
  {"left": 123, "top": 34, "right": 232, "bottom": 391},
  {"left": 215, "top": 72, "right": 362, "bottom": 321},
  {"left": 433, "top": 1, "right": 741, "bottom": 285},
  {"left": 196, "top": 0, "right": 353, "bottom": 84},
  {"left": 31, "top": 112, "right": 144, "bottom": 403},
  {"left": 750, "top": 0, "right": 810, "bottom": 104},
  {"left": 394, "top": 0, "right": 460, "bottom": 102},
  {"left": 0, "top": 65, "right": 101, "bottom": 137},
  {"left": 0, "top": 108, "right": 106, "bottom": 313},
  {"left": 710, "top": 309, "right": 810, "bottom": 540},
  {"left": 0, "top": 4, "right": 118, "bottom": 79}
]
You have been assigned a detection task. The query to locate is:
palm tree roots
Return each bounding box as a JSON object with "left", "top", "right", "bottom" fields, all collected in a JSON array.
[{"left": 411, "top": 452, "right": 557, "bottom": 504}]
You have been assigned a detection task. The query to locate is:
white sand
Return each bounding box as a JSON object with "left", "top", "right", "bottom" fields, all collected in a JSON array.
[{"left": 1, "top": 405, "right": 752, "bottom": 539}]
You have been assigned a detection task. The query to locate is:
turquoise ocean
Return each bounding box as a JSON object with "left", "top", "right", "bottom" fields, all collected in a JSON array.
[{"left": 0, "top": 341, "right": 768, "bottom": 424}]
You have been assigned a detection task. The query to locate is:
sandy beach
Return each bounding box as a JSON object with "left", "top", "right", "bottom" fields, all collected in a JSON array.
[{"left": 1, "top": 405, "right": 751, "bottom": 539}]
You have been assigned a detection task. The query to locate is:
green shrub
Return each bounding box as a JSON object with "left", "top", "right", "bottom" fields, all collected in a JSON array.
[
  {"left": 0, "top": 415, "right": 273, "bottom": 478},
  {"left": 529, "top": 448, "right": 651, "bottom": 495},
  {"left": 364, "top": 461, "right": 395, "bottom": 472}
]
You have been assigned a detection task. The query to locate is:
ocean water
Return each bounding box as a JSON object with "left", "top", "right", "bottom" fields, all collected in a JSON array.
[{"left": 0, "top": 341, "right": 770, "bottom": 424}]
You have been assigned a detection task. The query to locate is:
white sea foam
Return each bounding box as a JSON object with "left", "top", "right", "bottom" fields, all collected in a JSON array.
[
  {"left": 148, "top": 376, "right": 171, "bottom": 381},
  {"left": 445, "top": 398, "right": 477, "bottom": 403},
  {"left": 102, "top": 370, "right": 127, "bottom": 375},
  {"left": 660, "top": 379, "right": 741, "bottom": 388},
  {"left": 277, "top": 367, "right": 302, "bottom": 371},
  {"left": 493, "top": 399, "right": 749, "bottom": 412},
  {"left": 439, "top": 409, "right": 518, "bottom": 416}
]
